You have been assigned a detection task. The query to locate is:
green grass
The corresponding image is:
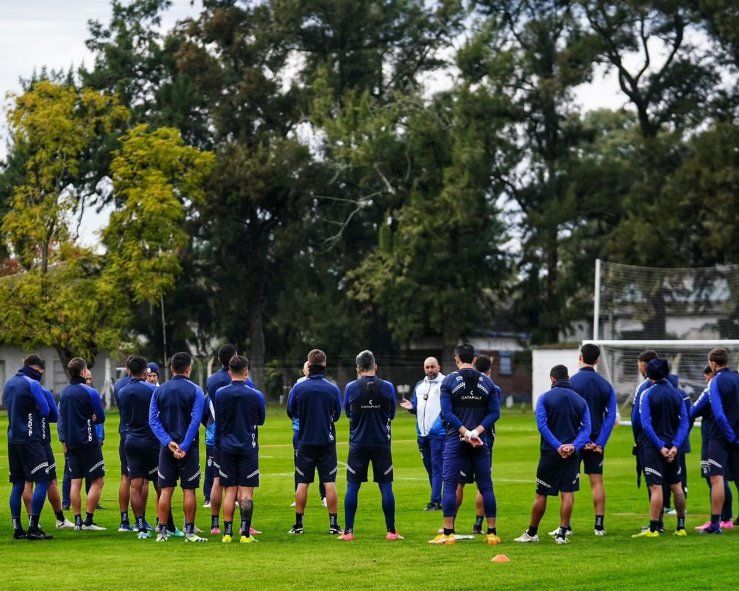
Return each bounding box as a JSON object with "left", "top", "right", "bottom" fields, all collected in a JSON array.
[{"left": 0, "top": 409, "right": 736, "bottom": 591}]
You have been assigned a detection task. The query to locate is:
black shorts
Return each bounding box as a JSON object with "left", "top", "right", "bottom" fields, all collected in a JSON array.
[
  {"left": 44, "top": 443, "right": 57, "bottom": 481},
  {"left": 461, "top": 443, "right": 494, "bottom": 484},
  {"left": 295, "top": 444, "right": 337, "bottom": 484},
  {"left": 580, "top": 449, "right": 605, "bottom": 475},
  {"left": 67, "top": 444, "right": 106, "bottom": 481},
  {"left": 8, "top": 441, "right": 51, "bottom": 483},
  {"left": 207, "top": 445, "right": 221, "bottom": 475},
  {"left": 706, "top": 438, "right": 739, "bottom": 479},
  {"left": 642, "top": 446, "right": 683, "bottom": 486},
  {"left": 125, "top": 438, "right": 159, "bottom": 481},
  {"left": 158, "top": 445, "right": 200, "bottom": 489},
  {"left": 119, "top": 434, "right": 128, "bottom": 476},
  {"left": 346, "top": 445, "right": 393, "bottom": 483},
  {"left": 219, "top": 450, "right": 259, "bottom": 488},
  {"left": 536, "top": 451, "right": 579, "bottom": 496}
]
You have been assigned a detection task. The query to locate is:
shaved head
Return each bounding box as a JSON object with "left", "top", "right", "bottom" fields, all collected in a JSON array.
[{"left": 424, "top": 357, "right": 440, "bottom": 379}]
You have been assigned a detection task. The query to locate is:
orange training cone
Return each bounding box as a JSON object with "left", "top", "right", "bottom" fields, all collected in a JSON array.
[{"left": 491, "top": 554, "right": 511, "bottom": 563}]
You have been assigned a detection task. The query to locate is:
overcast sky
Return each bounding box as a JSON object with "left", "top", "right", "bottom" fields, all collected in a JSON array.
[{"left": 0, "top": 0, "right": 629, "bottom": 246}]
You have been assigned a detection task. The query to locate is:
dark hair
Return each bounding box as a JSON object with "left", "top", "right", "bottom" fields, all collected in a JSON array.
[
  {"left": 703, "top": 365, "right": 713, "bottom": 376},
  {"left": 68, "top": 357, "right": 87, "bottom": 378},
  {"left": 708, "top": 347, "right": 728, "bottom": 367},
  {"left": 455, "top": 343, "right": 475, "bottom": 364},
  {"left": 474, "top": 354, "right": 492, "bottom": 374},
  {"left": 228, "top": 355, "right": 249, "bottom": 374},
  {"left": 218, "top": 344, "right": 237, "bottom": 367},
  {"left": 581, "top": 343, "right": 600, "bottom": 365},
  {"left": 550, "top": 365, "right": 569, "bottom": 381},
  {"left": 638, "top": 349, "right": 658, "bottom": 363},
  {"left": 356, "top": 350, "right": 376, "bottom": 372},
  {"left": 23, "top": 354, "right": 46, "bottom": 370},
  {"left": 127, "top": 355, "right": 148, "bottom": 377},
  {"left": 170, "top": 352, "right": 192, "bottom": 374},
  {"left": 308, "top": 349, "right": 327, "bottom": 366}
]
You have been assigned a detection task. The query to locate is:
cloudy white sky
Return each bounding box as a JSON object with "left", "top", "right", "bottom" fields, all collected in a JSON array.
[{"left": 0, "top": 0, "right": 630, "bottom": 246}]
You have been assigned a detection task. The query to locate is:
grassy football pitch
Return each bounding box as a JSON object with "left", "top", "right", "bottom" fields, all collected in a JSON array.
[{"left": 0, "top": 409, "right": 736, "bottom": 590}]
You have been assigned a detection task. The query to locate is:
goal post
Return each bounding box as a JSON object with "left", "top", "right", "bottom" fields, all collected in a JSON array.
[{"left": 582, "top": 339, "right": 739, "bottom": 424}]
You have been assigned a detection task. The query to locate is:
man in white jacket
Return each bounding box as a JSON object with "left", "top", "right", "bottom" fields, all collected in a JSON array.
[{"left": 401, "top": 357, "right": 445, "bottom": 510}]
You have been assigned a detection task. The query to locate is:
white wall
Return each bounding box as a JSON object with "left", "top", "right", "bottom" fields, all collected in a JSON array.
[{"left": 531, "top": 347, "right": 579, "bottom": 406}]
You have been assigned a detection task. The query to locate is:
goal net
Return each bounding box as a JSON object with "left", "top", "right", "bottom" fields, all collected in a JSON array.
[{"left": 588, "top": 260, "right": 739, "bottom": 421}]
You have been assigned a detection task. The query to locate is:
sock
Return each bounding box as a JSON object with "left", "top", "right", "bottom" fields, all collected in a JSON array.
[
  {"left": 224, "top": 521, "right": 233, "bottom": 536},
  {"left": 526, "top": 525, "right": 538, "bottom": 537},
  {"left": 30, "top": 480, "right": 48, "bottom": 515},
  {"left": 84, "top": 512, "right": 94, "bottom": 526},
  {"left": 344, "top": 481, "right": 360, "bottom": 532},
  {"left": 167, "top": 511, "right": 175, "bottom": 532},
  {"left": 295, "top": 512, "right": 303, "bottom": 527},
  {"left": 649, "top": 519, "right": 660, "bottom": 532},
  {"left": 443, "top": 528, "right": 455, "bottom": 535},
  {"left": 595, "top": 514, "right": 604, "bottom": 530},
  {"left": 677, "top": 516, "right": 685, "bottom": 530},
  {"left": 557, "top": 526, "right": 568, "bottom": 538},
  {"left": 487, "top": 527, "right": 497, "bottom": 535},
  {"left": 29, "top": 514, "right": 40, "bottom": 530},
  {"left": 74, "top": 514, "right": 82, "bottom": 527},
  {"left": 54, "top": 510, "right": 65, "bottom": 522},
  {"left": 711, "top": 513, "right": 720, "bottom": 526},
  {"left": 239, "top": 498, "right": 253, "bottom": 536},
  {"left": 474, "top": 515, "right": 484, "bottom": 530},
  {"left": 10, "top": 482, "right": 24, "bottom": 530},
  {"left": 158, "top": 523, "right": 167, "bottom": 535},
  {"left": 211, "top": 515, "right": 219, "bottom": 529},
  {"left": 135, "top": 515, "right": 145, "bottom": 532},
  {"left": 121, "top": 511, "right": 129, "bottom": 525},
  {"left": 379, "top": 482, "right": 395, "bottom": 533},
  {"left": 329, "top": 512, "right": 338, "bottom": 529}
]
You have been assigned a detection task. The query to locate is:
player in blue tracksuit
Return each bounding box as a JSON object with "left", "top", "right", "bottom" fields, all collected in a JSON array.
[
  {"left": 338, "top": 351, "right": 400, "bottom": 541},
  {"left": 400, "top": 357, "right": 445, "bottom": 511},
  {"left": 287, "top": 348, "right": 343, "bottom": 535},
  {"left": 429, "top": 344, "right": 500, "bottom": 545},
  {"left": 663, "top": 373, "right": 692, "bottom": 511},
  {"left": 203, "top": 344, "right": 258, "bottom": 533},
  {"left": 149, "top": 352, "right": 206, "bottom": 542},
  {"left": 4, "top": 355, "right": 54, "bottom": 540},
  {"left": 691, "top": 366, "right": 734, "bottom": 528},
  {"left": 569, "top": 344, "right": 617, "bottom": 536},
  {"left": 704, "top": 347, "right": 739, "bottom": 534},
  {"left": 113, "top": 362, "right": 133, "bottom": 530},
  {"left": 632, "top": 358, "right": 689, "bottom": 538},
  {"left": 515, "top": 365, "right": 591, "bottom": 545},
  {"left": 118, "top": 356, "right": 160, "bottom": 539},
  {"left": 59, "top": 358, "right": 106, "bottom": 531},
  {"left": 214, "top": 355, "right": 265, "bottom": 543}
]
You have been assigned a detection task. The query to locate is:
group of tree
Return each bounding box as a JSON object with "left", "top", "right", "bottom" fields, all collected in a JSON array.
[{"left": 0, "top": 0, "right": 736, "bottom": 388}]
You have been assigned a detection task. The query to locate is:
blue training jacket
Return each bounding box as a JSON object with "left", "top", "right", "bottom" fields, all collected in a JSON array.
[
  {"left": 287, "top": 372, "right": 342, "bottom": 446},
  {"left": 639, "top": 379, "right": 689, "bottom": 451},
  {"left": 59, "top": 378, "right": 106, "bottom": 449},
  {"left": 204, "top": 368, "right": 255, "bottom": 447},
  {"left": 691, "top": 383, "right": 714, "bottom": 457},
  {"left": 708, "top": 367, "right": 739, "bottom": 445},
  {"left": 214, "top": 380, "right": 266, "bottom": 453},
  {"left": 119, "top": 378, "right": 158, "bottom": 446},
  {"left": 344, "top": 376, "right": 396, "bottom": 447},
  {"left": 440, "top": 368, "right": 500, "bottom": 439},
  {"left": 536, "top": 380, "right": 592, "bottom": 452},
  {"left": 114, "top": 375, "right": 132, "bottom": 435},
  {"left": 3, "top": 367, "right": 52, "bottom": 444},
  {"left": 148, "top": 375, "right": 205, "bottom": 453},
  {"left": 570, "top": 367, "right": 617, "bottom": 448}
]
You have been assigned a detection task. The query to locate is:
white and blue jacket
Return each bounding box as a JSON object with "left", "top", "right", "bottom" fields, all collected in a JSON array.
[{"left": 408, "top": 374, "right": 445, "bottom": 438}]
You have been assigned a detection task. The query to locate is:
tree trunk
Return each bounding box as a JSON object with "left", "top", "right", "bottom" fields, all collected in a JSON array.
[
  {"left": 441, "top": 318, "right": 457, "bottom": 376},
  {"left": 248, "top": 293, "right": 266, "bottom": 388},
  {"left": 545, "top": 226, "right": 560, "bottom": 343}
]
